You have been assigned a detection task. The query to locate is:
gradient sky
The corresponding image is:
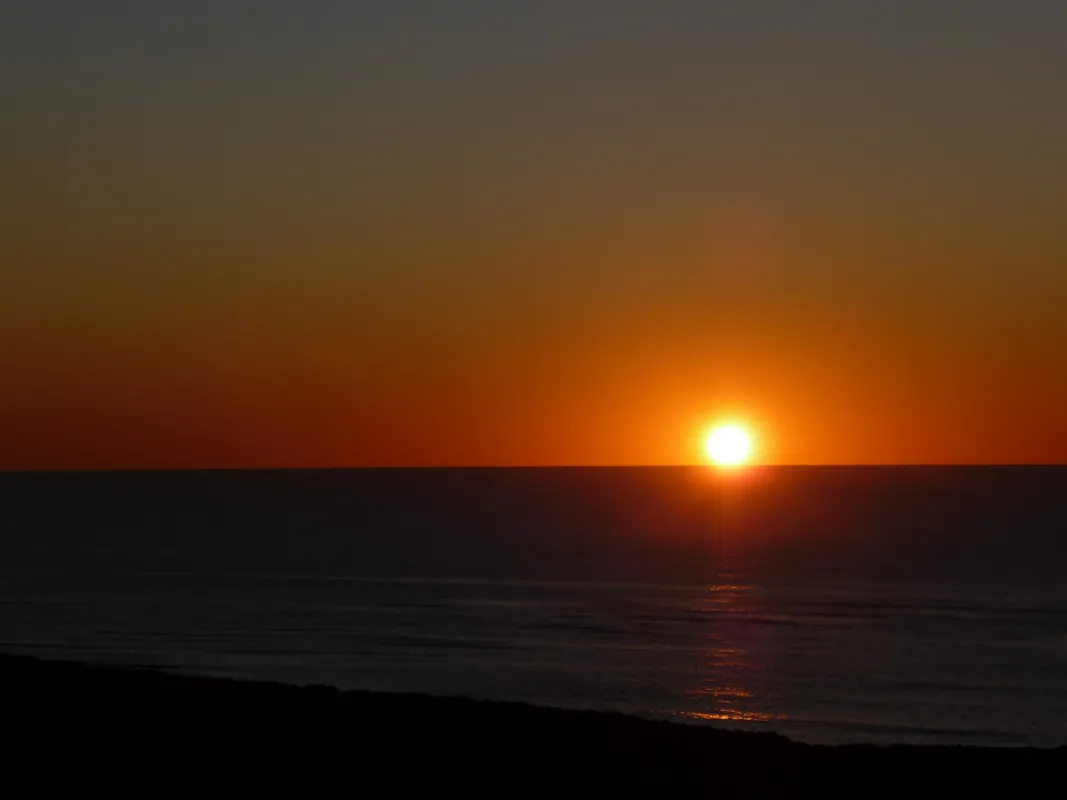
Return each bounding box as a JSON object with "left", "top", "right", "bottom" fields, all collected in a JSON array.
[{"left": 3, "top": 1, "right": 1065, "bottom": 468}]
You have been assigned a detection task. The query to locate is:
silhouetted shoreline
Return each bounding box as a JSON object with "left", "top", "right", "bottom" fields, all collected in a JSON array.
[{"left": 1, "top": 652, "right": 1061, "bottom": 796}]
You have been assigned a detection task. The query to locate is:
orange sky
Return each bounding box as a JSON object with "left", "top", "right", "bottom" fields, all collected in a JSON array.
[{"left": 2, "top": 3, "right": 1066, "bottom": 468}]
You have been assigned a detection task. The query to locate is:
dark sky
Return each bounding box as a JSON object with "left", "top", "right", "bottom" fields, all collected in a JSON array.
[{"left": 3, "top": 2, "right": 1065, "bottom": 467}]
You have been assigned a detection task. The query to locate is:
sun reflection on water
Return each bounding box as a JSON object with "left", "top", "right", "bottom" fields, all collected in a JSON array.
[{"left": 678, "top": 577, "right": 787, "bottom": 725}]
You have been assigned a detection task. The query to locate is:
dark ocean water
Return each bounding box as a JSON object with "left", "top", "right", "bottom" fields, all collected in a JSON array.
[{"left": 1, "top": 467, "right": 1065, "bottom": 747}]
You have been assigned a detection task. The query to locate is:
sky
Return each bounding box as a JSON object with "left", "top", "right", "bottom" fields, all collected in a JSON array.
[{"left": 2, "top": 1, "right": 1066, "bottom": 468}]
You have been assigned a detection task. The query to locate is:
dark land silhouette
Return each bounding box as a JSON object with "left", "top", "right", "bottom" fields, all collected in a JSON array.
[{"left": 1, "top": 652, "right": 1061, "bottom": 796}]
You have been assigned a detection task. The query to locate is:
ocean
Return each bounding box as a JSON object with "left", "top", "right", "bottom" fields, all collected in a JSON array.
[{"left": 1, "top": 467, "right": 1065, "bottom": 748}]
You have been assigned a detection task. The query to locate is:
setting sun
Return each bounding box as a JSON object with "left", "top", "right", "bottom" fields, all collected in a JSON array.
[{"left": 705, "top": 424, "right": 755, "bottom": 467}]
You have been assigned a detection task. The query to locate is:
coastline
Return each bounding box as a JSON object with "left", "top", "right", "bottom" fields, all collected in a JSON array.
[{"left": 1, "top": 652, "right": 1062, "bottom": 795}]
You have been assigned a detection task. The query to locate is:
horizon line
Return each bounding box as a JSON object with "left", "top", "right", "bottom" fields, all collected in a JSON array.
[{"left": 2, "top": 463, "right": 1066, "bottom": 475}]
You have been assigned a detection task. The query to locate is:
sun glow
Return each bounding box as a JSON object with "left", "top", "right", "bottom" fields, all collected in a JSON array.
[{"left": 704, "top": 423, "right": 755, "bottom": 468}]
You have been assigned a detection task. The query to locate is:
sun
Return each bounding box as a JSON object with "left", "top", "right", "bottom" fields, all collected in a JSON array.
[{"left": 704, "top": 423, "right": 754, "bottom": 468}]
